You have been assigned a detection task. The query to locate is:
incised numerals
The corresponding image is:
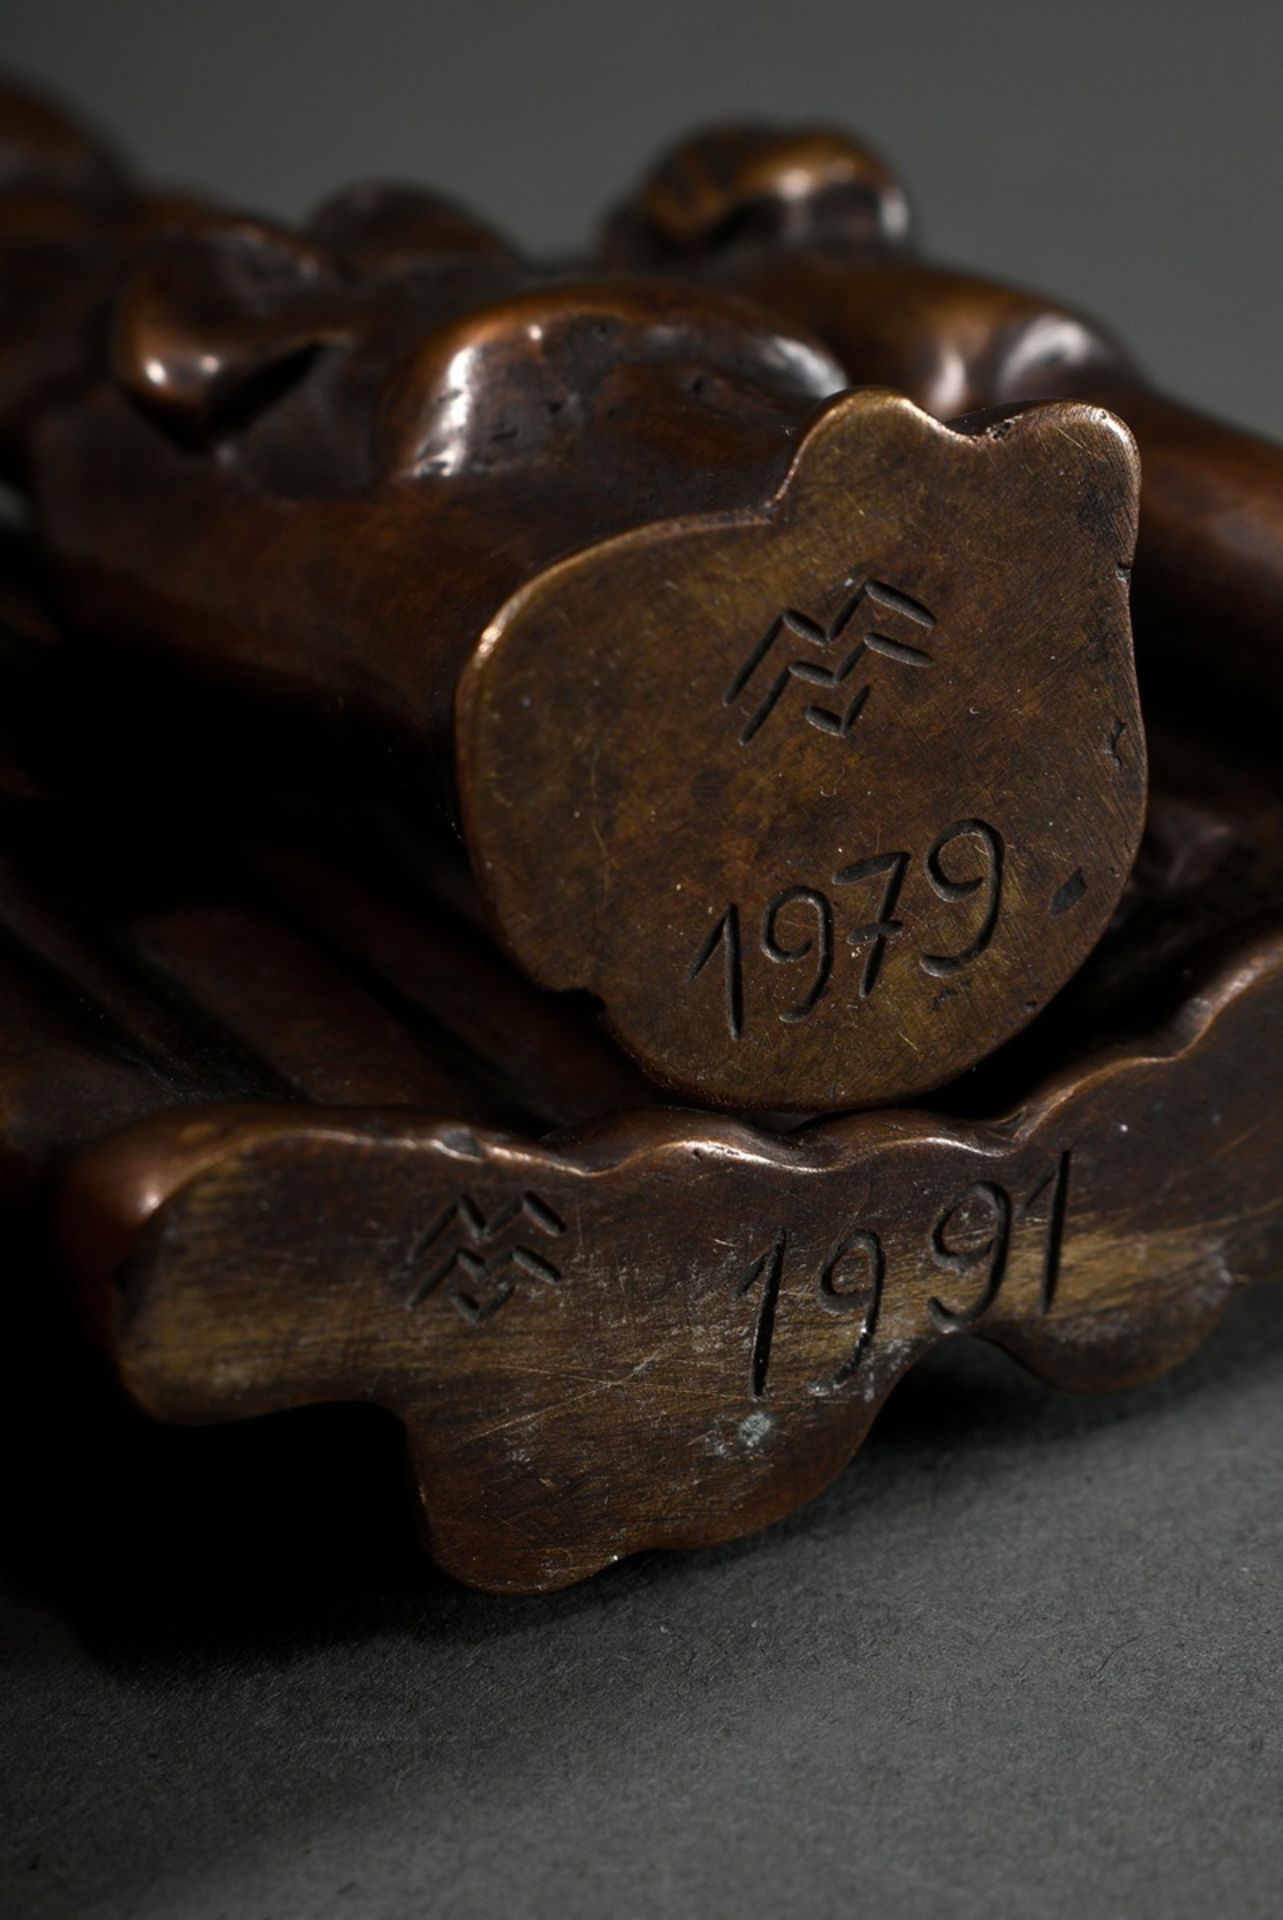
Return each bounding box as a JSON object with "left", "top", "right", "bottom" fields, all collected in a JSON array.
[
  {"left": 689, "top": 820, "right": 1004, "bottom": 1039},
  {"left": 735, "top": 1152, "right": 1072, "bottom": 1400},
  {"left": 407, "top": 1153, "right": 1073, "bottom": 1400}
]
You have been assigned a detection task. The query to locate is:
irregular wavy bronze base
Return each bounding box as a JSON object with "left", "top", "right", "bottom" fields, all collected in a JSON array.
[
  {"left": 63, "top": 928, "right": 1282, "bottom": 1593},
  {"left": 0, "top": 549, "right": 1276, "bottom": 1595}
]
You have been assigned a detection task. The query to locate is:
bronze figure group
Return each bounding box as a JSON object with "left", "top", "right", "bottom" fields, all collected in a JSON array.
[{"left": 1, "top": 81, "right": 1278, "bottom": 1590}]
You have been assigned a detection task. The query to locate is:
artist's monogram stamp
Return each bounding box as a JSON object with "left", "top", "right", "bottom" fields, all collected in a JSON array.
[
  {"left": 725, "top": 576, "right": 937, "bottom": 746},
  {"left": 406, "top": 1190, "right": 566, "bottom": 1323}
]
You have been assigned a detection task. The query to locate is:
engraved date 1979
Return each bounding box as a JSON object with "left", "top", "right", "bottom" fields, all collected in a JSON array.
[{"left": 689, "top": 819, "right": 1004, "bottom": 1039}]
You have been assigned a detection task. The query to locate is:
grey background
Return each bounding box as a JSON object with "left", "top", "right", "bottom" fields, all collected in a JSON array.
[
  {"left": 6, "top": 0, "right": 1283, "bottom": 438},
  {"left": 1, "top": 3, "right": 1281, "bottom": 1916}
]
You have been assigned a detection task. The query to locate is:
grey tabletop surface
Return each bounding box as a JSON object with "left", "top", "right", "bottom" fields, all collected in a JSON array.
[{"left": 1, "top": 3, "right": 1281, "bottom": 1916}]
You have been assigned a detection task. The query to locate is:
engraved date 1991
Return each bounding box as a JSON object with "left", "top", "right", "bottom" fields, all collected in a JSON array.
[
  {"left": 689, "top": 819, "right": 1004, "bottom": 1039},
  {"left": 736, "top": 1153, "right": 1071, "bottom": 1400}
]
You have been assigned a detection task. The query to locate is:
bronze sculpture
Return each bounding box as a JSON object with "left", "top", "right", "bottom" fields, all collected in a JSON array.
[
  {"left": 1, "top": 83, "right": 1146, "bottom": 1110},
  {"left": 603, "top": 123, "right": 1283, "bottom": 719},
  {"left": 0, "top": 545, "right": 1276, "bottom": 1593},
  {"left": 0, "top": 82, "right": 1278, "bottom": 1593}
]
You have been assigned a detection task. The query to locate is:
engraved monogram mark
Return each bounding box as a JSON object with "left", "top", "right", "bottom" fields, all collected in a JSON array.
[
  {"left": 733, "top": 1152, "right": 1071, "bottom": 1399},
  {"left": 725, "top": 577, "right": 937, "bottom": 746},
  {"left": 689, "top": 821, "right": 1004, "bottom": 1039},
  {"left": 406, "top": 1190, "right": 566, "bottom": 1323}
]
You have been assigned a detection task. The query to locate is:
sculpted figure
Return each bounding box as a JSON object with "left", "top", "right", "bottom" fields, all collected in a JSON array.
[
  {"left": 604, "top": 121, "right": 1283, "bottom": 718},
  {"left": 0, "top": 83, "right": 1145, "bottom": 1111}
]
